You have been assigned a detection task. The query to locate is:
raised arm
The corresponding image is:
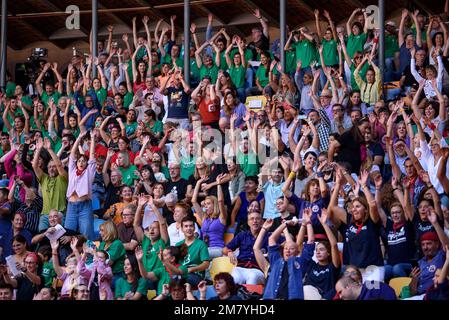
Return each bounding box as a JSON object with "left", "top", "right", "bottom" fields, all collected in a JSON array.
[
  {"left": 411, "top": 10, "right": 423, "bottom": 48},
  {"left": 170, "top": 15, "right": 176, "bottom": 42},
  {"left": 398, "top": 9, "right": 409, "bottom": 47},
  {"left": 314, "top": 9, "right": 323, "bottom": 39},
  {"left": 253, "top": 9, "right": 269, "bottom": 38},
  {"left": 347, "top": 8, "right": 361, "bottom": 35},
  {"left": 318, "top": 208, "right": 341, "bottom": 268},
  {"left": 44, "top": 137, "right": 67, "bottom": 178},
  {"left": 253, "top": 219, "right": 272, "bottom": 272},
  {"left": 359, "top": 169, "right": 379, "bottom": 224},
  {"left": 35, "top": 63, "right": 51, "bottom": 96}
]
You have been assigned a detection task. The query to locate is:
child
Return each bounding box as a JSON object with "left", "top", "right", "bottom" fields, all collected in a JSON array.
[
  {"left": 78, "top": 248, "right": 114, "bottom": 300},
  {"left": 37, "top": 245, "right": 57, "bottom": 288}
]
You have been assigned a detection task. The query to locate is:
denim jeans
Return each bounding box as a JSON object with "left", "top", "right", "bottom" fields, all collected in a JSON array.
[
  {"left": 246, "top": 67, "right": 254, "bottom": 88},
  {"left": 384, "top": 263, "right": 413, "bottom": 282},
  {"left": 65, "top": 199, "right": 94, "bottom": 240},
  {"left": 236, "top": 88, "right": 247, "bottom": 104},
  {"left": 186, "top": 273, "right": 204, "bottom": 288}
]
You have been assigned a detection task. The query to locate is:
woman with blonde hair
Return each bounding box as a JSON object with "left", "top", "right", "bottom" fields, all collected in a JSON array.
[
  {"left": 192, "top": 174, "right": 227, "bottom": 258},
  {"left": 98, "top": 220, "right": 127, "bottom": 288}
]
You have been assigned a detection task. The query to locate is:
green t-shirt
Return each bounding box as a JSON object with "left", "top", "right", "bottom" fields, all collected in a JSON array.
[
  {"left": 176, "top": 238, "right": 210, "bottom": 278},
  {"left": 190, "top": 59, "right": 200, "bottom": 81},
  {"left": 99, "top": 239, "right": 126, "bottom": 275},
  {"left": 285, "top": 50, "right": 297, "bottom": 74},
  {"left": 180, "top": 155, "right": 196, "bottom": 180},
  {"left": 148, "top": 120, "right": 163, "bottom": 136},
  {"left": 346, "top": 33, "right": 368, "bottom": 59},
  {"left": 321, "top": 38, "right": 339, "bottom": 66},
  {"left": 6, "top": 81, "right": 16, "bottom": 98},
  {"left": 41, "top": 91, "right": 62, "bottom": 108},
  {"left": 114, "top": 277, "right": 148, "bottom": 299},
  {"left": 237, "top": 150, "right": 260, "bottom": 177},
  {"left": 42, "top": 261, "right": 57, "bottom": 287},
  {"left": 294, "top": 39, "right": 317, "bottom": 67},
  {"left": 385, "top": 34, "right": 399, "bottom": 58},
  {"left": 256, "top": 64, "right": 270, "bottom": 88},
  {"left": 142, "top": 237, "right": 167, "bottom": 272},
  {"left": 153, "top": 265, "right": 188, "bottom": 294},
  {"left": 199, "top": 64, "right": 219, "bottom": 83},
  {"left": 42, "top": 130, "right": 62, "bottom": 153},
  {"left": 95, "top": 87, "right": 107, "bottom": 108},
  {"left": 125, "top": 122, "right": 138, "bottom": 137},
  {"left": 123, "top": 92, "right": 134, "bottom": 108},
  {"left": 162, "top": 55, "right": 184, "bottom": 69},
  {"left": 350, "top": 62, "right": 369, "bottom": 91},
  {"left": 119, "top": 165, "right": 139, "bottom": 186},
  {"left": 20, "top": 95, "right": 33, "bottom": 108},
  {"left": 213, "top": 51, "right": 228, "bottom": 71},
  {"left": 229, "top": 64, "right": 246, "bottom": 89},
  {"left": 38, "top": 173, "right": 68, "bottom": 214}
]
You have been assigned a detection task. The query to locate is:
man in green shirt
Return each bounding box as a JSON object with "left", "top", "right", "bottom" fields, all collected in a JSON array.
[
  {"left": 385, "top": 21, "right": 400, "bottom": 82},
  {"left": 236, "top": 137, "right": 260, "bottom": 177},
  {"left": 35, "top": 62, "right": 63, "bottom": 107},
  {"left": 32, "top": 138, "right": 68, "bottom": 232},
  {"left": 195, "top": 38, "right": 221, "bottom": 83},
  {"left": 176, "top": 216, "right": 210, "bottom": 286}
]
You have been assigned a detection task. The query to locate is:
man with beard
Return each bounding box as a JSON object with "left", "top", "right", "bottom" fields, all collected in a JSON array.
[{"left": 33, "top": 138, "right": 68, "bottom": 232}]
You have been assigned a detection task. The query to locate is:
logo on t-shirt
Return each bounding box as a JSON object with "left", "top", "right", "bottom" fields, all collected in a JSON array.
[
  {"left": 294, "top": 261, "right": 301, "bottom": 270},
  {"left": 311, "top": 205, "right": 320, "bottom": 213}
]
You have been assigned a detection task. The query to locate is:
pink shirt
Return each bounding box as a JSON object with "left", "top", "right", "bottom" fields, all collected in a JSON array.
[
  {"left": 4, "top": 150, "right": 33, "bottom": 202},
  {"left": 66, "top": 155, "right": 96, "bottom": 199}
]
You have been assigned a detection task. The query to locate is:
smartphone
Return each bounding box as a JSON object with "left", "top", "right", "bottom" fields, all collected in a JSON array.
[{"left": 410, "top": 259, "right": 419, "bottom": 269}]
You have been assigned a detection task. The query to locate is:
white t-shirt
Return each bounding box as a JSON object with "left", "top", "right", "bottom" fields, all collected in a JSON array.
[{"left": 167, "top": 222, "right": 201, "bottom": 245}]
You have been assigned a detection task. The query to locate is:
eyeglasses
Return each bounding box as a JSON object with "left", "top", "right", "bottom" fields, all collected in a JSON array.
[
  {"left": 344, "top": 270, "right": 359, "bottom": 276},
  {"left": 24, "top": 261, "right": 36, "bottom": 265},
  {"left": 333, "top": 108, "right": 342, "bottom": 112},
  {"left": 354, "top": 56, "right": 362, "bottom": 60},
  {"left": 122, "top": 214, "right": 135, "bottom": 217}
]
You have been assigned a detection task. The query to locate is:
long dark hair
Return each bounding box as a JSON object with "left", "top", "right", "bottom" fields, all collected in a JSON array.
[{"left": 125, "top": 255, "right": 141, "bottom": 296}]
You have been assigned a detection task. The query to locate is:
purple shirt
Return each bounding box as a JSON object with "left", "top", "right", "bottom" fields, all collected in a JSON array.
[
  {"left": 66, "top": 155, "right": 97, "bottom": 199},
  {"left": 201, "top": 217, "right": 226, "bottom": 248}
]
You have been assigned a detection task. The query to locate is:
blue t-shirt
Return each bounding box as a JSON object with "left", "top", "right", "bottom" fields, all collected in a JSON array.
[
  {"left": 339, "top": 214, "right": 384, "bottom": 268},
  {"left": 262, "top": 181, "right": 285, "bottom": 219},
  {"left": 226, "top": 230, "right": 269, "bottom": 266},
  {"left": 382, "top": 218, "right": 416, "bottom": 265},
  {"left": 166, "top": 86, "right": 189, "bottom": 119},
  {"left": 287, "top": 193, "right": 330, "bottom": 236},
  {"left": 358, "top": 281, "right": 397, "bottom": 300},
  {"left": 304, "top": 261, "right": 340, "bottom": 300},
  {"left": 418, "top": 249, "right": 446, "bottom": 294}
]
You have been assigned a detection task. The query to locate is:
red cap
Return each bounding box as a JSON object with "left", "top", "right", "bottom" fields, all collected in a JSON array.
[{"left": 420, "top": 231, "right": 439, "bottom": 242}]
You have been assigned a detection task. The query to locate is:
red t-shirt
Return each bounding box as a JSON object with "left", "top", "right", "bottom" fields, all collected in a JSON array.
[
  {"left": 85, "top": 143, "right": 108, "bottom": 160},
  {"left": 198, "top": 97, "right": 220, "bottom": 125}
]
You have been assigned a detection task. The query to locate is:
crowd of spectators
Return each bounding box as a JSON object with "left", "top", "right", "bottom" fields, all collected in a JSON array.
[{"left": 1, "top": 3, "right": 449, "bottom": 301}]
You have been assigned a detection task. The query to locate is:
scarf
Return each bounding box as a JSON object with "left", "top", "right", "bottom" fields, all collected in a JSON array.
[{"left": 76, "top": 168, "right": 86, "bottom": 176}]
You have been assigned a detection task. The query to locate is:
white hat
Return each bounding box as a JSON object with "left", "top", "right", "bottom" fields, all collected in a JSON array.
[{"left": 386, "top": 21, "right": 396, "bottom": 27}]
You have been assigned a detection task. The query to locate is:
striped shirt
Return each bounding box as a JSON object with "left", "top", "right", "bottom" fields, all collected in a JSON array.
[{"left": 11, "top": 196, "right": 43, "bottom": 235}]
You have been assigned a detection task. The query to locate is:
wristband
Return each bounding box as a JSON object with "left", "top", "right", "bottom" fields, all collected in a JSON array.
[
  {"left": 427, "top": 184, "right": 433, "bottom": 188},
  {"left": 289, "top": 171, "right": 297, "bottom": 179},
  {"left": 317, "top": 172, "right": 325, "bottom": 178}
]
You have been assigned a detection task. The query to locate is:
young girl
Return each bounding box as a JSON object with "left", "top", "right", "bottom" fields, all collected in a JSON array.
[
  {"left": 78, "top": 248, "right": 114, "bottom": 300},
  {"left": 303, "top": 208, "right": 341, "bottom": 300}
]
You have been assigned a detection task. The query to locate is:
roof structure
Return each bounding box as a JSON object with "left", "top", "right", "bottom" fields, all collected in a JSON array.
[{"left": 2, "top": 0, "right": 447, "bottom": 50}]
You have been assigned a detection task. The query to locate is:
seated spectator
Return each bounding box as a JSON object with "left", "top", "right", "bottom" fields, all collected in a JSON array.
[
  {"left": 114, "top": 255, "right": 148, "bottom": 300},
  {"left": 198, "top": 272, "right": 242, "bottom": 300},
  {"left": 224, "top": 211, "right": 268, "bottom": 285}
]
